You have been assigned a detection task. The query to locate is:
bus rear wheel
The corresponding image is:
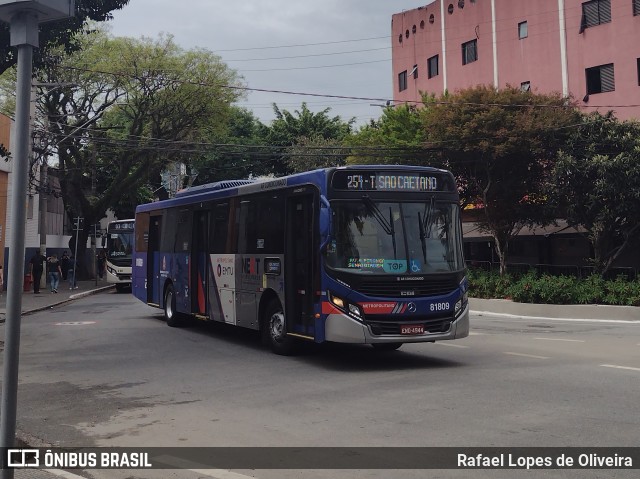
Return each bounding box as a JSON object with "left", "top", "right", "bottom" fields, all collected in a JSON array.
[
  {"left": 372, "top": 342, "right": 403, "bottom": 352},
  {"left": 164, "top": 284, "right": 182, "bottom": 327},
  {"left": 263, "top": 300, "right": 296, "bottom": 355}
]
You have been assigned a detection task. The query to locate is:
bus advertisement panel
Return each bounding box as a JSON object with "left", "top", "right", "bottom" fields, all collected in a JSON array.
[{"left": 132, "top": 166, "right": 468, "bottom": 355}]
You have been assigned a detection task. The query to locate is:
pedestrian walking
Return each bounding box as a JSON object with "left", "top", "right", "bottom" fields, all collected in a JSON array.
[
  {"left": 47, "top": 253, "right": 63, "bottom": 293},
  {"left": 68, "top": 255, "right": 78, "bottom": 290},
  {"left": 29, "top": 250, "right": 46, "bottom": 294},
  {"left": 97, "top": 250, "right": 106, "bottom": 279},
  {"left": 0, "top": 265, "right": 3, "bottom": 293},
  {"left": 60, "top": 251, "right": 70, "bottom": 281}
]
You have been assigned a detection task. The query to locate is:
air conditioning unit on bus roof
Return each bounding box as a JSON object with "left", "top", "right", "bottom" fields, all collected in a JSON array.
[{"left": 175, "top": 179, "right": 256, "bottom": 198}]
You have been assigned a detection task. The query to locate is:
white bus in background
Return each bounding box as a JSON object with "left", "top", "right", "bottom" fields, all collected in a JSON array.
[{"left": 105, "top": 219, "right": 134, "bottom": 292}]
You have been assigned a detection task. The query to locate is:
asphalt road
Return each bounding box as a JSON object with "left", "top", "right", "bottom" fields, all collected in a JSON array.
[{"left": 1, "top": 291, "right": 638, "bottom": 479}]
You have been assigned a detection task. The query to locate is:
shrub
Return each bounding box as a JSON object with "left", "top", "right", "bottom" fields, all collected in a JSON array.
[{"left": 466, "top": 269, "right": 640, "bottom": 305}]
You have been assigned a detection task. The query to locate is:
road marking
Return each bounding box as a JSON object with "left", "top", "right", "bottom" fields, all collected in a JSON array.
[
  {"left": 54, "top": 321, "right": 96, "bottom": 326},
  {"left": 472, "top": 311, "right": 640, "bottom": 324},
  {"left": 436, "top": 342, "right": 469, "bottom": 348},
  {"left": 600, "top": 364, "right": 640, "bottom": 372},
  {"left": 504, "top": 352, "right": 549, "bottom": 359},
  {"left": 469, "top": 331, "right": 485, "bottom": 336},
  {"left": 534, "top": 337, "right": 585, "bottom": 343},
  {"left": 153, "top": 455, "right": 255, "bottom": 479}
]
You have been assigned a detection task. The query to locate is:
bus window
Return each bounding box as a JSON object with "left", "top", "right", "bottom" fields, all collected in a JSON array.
[{"left": 210, "top": 203, "right": 229, "bottom": 254}]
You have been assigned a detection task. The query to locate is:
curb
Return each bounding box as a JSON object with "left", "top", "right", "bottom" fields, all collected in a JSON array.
[{"left": 21, "top": 284, "right": 116, "bottom": 316}]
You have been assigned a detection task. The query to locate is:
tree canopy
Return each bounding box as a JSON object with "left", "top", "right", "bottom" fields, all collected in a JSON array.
[
  {"left": 552, "top": 113, "right": 640, "bottom": 274},
  {"left": 422, "top": 86, "right": 580, "bottom": 274},
  {"left": 262, "top": 102, "right": 354, "bottom": 175},
  {"left": 25, "top": 28, "right": 243, "bottom": 265}
]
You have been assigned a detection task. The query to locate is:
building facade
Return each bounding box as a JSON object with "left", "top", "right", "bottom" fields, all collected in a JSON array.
[{"left": 392, "top": 0, "right": 640, "bottom": 120}]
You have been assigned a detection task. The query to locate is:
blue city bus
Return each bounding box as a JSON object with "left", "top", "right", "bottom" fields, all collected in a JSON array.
[{"left": 132, "top": 166, "right": 469, "bottom": 354}]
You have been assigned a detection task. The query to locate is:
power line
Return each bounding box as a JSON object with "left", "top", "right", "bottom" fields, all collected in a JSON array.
[{"left": 211, "top": 36, "right": 389, "bottom": 52}]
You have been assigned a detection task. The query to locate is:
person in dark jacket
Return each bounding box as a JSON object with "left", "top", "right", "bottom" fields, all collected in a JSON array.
[
  {"left": 28, "top": 250, "right": 46, "bottom": 294},
  {"left": 60, "top": 251, "right": 70, "bottom": 281}
]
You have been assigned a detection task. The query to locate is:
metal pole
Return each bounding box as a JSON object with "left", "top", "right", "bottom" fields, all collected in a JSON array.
[
  {"left": 0, "top": 12, "right": 36, "bottom": 477},
  {"left": 93, "top": 223, "right": 97, "bottom": 286},
  {"left": 38, "top": 159, "right": 47, "bottom": 288},
  {"left": 73, "top": 216, "right": 80, "bottom": 283}
]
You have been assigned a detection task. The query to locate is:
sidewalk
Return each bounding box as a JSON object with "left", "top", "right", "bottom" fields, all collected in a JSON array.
[
  {"left": 0, "top": 279, "right": 115, "bottom": 320},
  {"left": 470, "top": 297, "right": 639, "bottom": 322}
]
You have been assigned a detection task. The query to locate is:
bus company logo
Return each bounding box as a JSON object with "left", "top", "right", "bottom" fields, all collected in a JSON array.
[
  {"left": 407, "top": 302, "right": 417, "bottom": 313},
  {"left": 7, "top": 449, "right": 39, "bottom": 468}
]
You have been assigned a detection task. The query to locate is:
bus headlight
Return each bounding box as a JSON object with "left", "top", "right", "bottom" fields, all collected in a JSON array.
[
  {"left": 454, "top": 291, "right": 468, "bottom": 318},
  {"left": 348, "top": 303, "right": 362, "bottom": 319},
  {"left": 328, "top": 291, "right": 364, "bottom": 321}
]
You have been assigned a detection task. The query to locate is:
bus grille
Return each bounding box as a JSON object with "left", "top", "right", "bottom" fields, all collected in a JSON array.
[
  {"left": 354, "top": 276, "right": 459, "bottom": 298},
  {"left": 367, "top": 316, "right": 452, "bottom": 336}
]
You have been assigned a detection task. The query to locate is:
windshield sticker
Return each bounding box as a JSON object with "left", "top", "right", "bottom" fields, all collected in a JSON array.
[
  {"left": 383, "top": 260, "right": 407, "bottom": 273},
  {"left": 348, "top": 258, "right": 384, "bottom": 269},
  {"left": 409, "top": 260, "right": 422, "bottom": 273}
]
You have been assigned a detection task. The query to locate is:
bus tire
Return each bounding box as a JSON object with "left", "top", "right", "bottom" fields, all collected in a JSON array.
[
  {"left": 372, "top": 342, "right": 403, "bottom": 352},
  {"left": 263, "top": 300, "right": 296, "bottom": 355},
  {"left": 164, "top": 284, "right": 182, "bottom": 327}
]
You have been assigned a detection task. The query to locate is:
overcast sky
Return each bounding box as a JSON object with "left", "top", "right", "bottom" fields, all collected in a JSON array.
[{"left": 108, "top": 0, "right": 430, "bottom": 127}]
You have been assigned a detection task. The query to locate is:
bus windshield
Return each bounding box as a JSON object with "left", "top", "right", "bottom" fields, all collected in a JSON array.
[
  {"left": 325, "top": 199, "right": 464, "bottom": 274},
  {"left": 106, "top": 229, "right": 133, "bottom": 266}
]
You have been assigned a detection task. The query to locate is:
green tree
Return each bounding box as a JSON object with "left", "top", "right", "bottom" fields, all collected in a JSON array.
[
  {"left": 0, "top": 0, "right": 130, "bottom": 75},
  {"left": 285, "top": 135, "right": 350, "bottom": 173},
  {"left": 552, "top": 113, "right": 640, "bottom": 274},
  {"left": 422, "top": 86, "right": 580, "bottom": 275},
  {"left": 29, "top": 29, "right": 243, "bottom": 268},
  {"left": 190, "top": 107, "right": 269, "bottom": 184},
  {"left": 263, "top": 102, "right": 354, "bottom": 175},
  {"left": 347, "top": 103, "right": 431, "bottom": 165}
]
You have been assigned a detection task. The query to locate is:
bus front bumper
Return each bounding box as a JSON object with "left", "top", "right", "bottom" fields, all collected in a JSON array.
[{"left": 324, "top": 304, "right": 469, "bottom": 344}]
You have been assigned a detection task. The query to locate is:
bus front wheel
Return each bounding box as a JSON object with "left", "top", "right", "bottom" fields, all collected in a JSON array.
[
  {"left": 263, "top": 300, "right": 296, "bottom": 355},
  {"left": 164, "top": 284, "right": 182, "bottom": 327}
]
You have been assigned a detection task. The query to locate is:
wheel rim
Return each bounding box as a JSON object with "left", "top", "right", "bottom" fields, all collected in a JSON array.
[
  {"left": 269, "top": 311, "right": 285, "bottom": 342},
  {"left": 166, "top": 290, "right": 174, "bottom": 319}
]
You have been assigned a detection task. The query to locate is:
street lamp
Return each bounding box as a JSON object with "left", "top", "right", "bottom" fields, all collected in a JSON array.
[{"left": 0, "top": 2, "right": 75, "bottom": 476}]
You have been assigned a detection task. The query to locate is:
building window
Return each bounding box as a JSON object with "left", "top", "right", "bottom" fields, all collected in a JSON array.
[
  {"left": 448, "top": 4, "right": 454, "bottom": 14},
  {"left": 520, "top": 81, "right": 531, "bottom": 92},
  {"left": 399, "top": 70, "right": 408, "bottom": 91},
  {"left": 579, "top": 0, "right": 611, "bottom": 33},
  {"left": 634, "top": 0, "right": 640, "bottom": 16},
  {"left": 585, "top": 63, "right": 615, "bottom": 94},
  {"left": 429, "top": 14, "right": 435, "bottom": 24},
  {"left": 637, "top": 58, "right": 640, "bottom": 85},
  {"left": 428, "top": 55, "right": 439, "bottom": 78},
  {"left": 518, "top": 21, "right": 528, "bottom": 39},
  {"left": 411, "top": 64, "right": 418, "bottom": 79},
  {"left": 462, "top": 39, "right": 478, "bottom": 65}
]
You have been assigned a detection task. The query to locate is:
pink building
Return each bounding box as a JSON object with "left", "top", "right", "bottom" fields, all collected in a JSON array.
[{"left": 392, "top": 0, "right": 640, "bottom": 120}]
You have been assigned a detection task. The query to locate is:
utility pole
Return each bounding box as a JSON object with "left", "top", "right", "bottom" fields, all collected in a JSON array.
[{"left": 0, "top": 4, "right": 75, "bottom": 475}]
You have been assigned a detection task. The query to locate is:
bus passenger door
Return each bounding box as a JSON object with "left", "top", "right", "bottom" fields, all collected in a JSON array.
[
  {"left": 147, "top": 216, "right": 161, "bottom": 304},
  {"left": 285, "top": 194, "right": 315, "bottom": 338},
  {"left": 192, "top": 211, "right": 208, "bottom": 315}
]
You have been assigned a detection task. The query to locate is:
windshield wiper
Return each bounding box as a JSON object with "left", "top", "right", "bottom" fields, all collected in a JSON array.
[
  {"left": 362, "top": 196, "right": 397, "bottom": 258},
  {"left": 418, "top": 212, "right": 427, "bottom": 264},
  {"left": 422, "top": 196, "right": 435, "bottom": 238}
]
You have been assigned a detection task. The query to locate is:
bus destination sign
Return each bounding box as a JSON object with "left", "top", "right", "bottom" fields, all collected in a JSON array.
[{"left": 332, "top": 171, "right": 447, "bottom": 192}]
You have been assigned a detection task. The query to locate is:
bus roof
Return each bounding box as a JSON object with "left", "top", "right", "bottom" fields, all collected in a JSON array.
[{"left": 135, "top": 165, "right": 454, "bottom": 214}]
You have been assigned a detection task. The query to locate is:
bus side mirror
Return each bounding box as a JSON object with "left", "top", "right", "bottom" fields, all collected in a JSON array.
[{"left": 319, "top": 195, "right": 332, "bottom": 252}]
